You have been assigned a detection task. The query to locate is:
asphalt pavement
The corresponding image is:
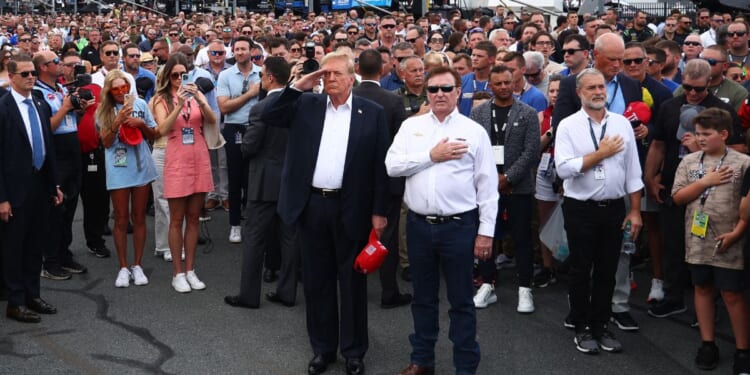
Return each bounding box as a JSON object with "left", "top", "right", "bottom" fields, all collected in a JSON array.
[{"left": 0, "top": 204, "right": 742, "bottom": 375}]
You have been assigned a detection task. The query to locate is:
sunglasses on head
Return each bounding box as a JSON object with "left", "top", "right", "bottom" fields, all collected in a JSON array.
[
  {"left": 702, "top": 57, "right": 725, "bottom": 66},
  {"left": 623, "top": 57, "right": 645, "bottom": 65},
  {"left": 563, "top": 48, "right": 583, "bottom": 55},
  {"left": 729, "top": 31, "right": 747, "bottom": 37},
  {"left": 426, "top": 85, "right": 455, "bottom": 93},
  {"left": 682, "top": 84, "right": 707, "bottom": 93},
  {"left": 104, "top": 50, "right": 119, "bottom": 57},
  {"left": 683, "top": 41, "right": 701, "bottom": 47},
  {"left": 209, "top": 50, "right": 225, "bottom": 56},
  {"left": 16, "top": 70, "right": 38, "bottom": 78}
]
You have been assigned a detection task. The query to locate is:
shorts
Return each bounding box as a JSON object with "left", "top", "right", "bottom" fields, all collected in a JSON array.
[
  {"left": 534, "top": 167, "right": 559, "bottom": 202},
  {"left": 689, "top": 264, "right": 745, "bottom": 292}
]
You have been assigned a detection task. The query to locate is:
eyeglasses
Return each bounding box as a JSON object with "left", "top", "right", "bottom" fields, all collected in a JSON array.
[
  {"left": 648, "top": 59, "right": 663, "bottom": 66},
  {"left": 209, "top": 50, "right": 225, "bottom": 56},
  {"left": 563, "top": 48, "right": 583, "bottom": 55},
  {"left": 622, "top": 57, "right": 645, "bottom": 65},
  {"left": 251, "top": 55, "right": 264, "bottom": 61},
  {"left": 381, "top": 24, "right": 396, "bottom": 29},
  {"left": 702, "top": 58, "right": 726, "bottom": 66},
  {"left": 682, "top": 84, "right": 707, "bottom": 93},
  {"left": 103, "top": 50, "right": 119, "bottom": 57},
  {"left": 222, "top": 28, "right": 232, "bottom": 33},
  {"left": 44, "top": 57, "right": 60, "bottom": 65},
  {"left": 109, "top": 84, "right": 130, "bottom": 95},
  {"left": 290, "top": 47, "right": 301, "bottom": 53},
  {"left": 430, "top": 38, "right": 444, "bottom": 43},
  {"left": 16, "top": 70, "right": 38, "bottom": 78},
  {"left": 365, "top": 23, "right": 377, "bottom": 27},
  {"left": 683, "top": 41, "right": 701, "bottom": 47},
  {"left": 170, "top": 72, "right": 186, "bottom": 79},
  {"left": 426, "top": 85, "right": 455, "bottom": 93},
  {"left": 729, "top": 31, "right": 747, "bottom": 37},
  {"left": 127, "top": 53, "right": 140, "bottom": 59}
]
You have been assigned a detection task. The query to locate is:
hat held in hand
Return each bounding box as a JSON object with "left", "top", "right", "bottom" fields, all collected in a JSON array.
[{"left": 354, "top": 229, "right": 388, "bottom": 274}]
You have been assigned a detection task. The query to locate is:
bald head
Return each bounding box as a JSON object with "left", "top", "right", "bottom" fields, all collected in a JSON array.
[{"left": 593, "top": 33, "right": 625, "bottom": 81}]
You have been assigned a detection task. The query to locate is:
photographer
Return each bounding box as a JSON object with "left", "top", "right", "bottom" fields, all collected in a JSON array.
[
  {"left": 33, "top": 51, "right": 93, "bottom": 280},
  {"left": 289, "top": 41, "right": 323, "bottom": 89}
]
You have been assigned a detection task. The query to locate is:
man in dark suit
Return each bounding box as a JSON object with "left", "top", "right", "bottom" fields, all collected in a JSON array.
[
  {"left": 262, "top": 51, "right": 390, "bottom": 375},
  {"left": 352, "top": 49, "right": 412, "bottom": 310},
  {"left": 224, "top": 57, "right": 298, "bottom": 309},
  {"left": 0, "top": 55, "right": 62, "bottom": 323}
]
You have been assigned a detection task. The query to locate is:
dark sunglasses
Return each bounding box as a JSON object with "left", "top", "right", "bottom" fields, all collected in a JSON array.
[
  {"left": 103, "top": 50, "right": 119, "bottom": 57},
  {"left": 127, "top": 53, "right": 140, "bottom": 59},
  {"left": 702, "top": 58, "right": 725, "bottom": 66},
  {"left": 682, "top": 84, "right": 707, "bottom": 93},
  {"left": 648, "top": 59, "right": 663, "bottom": 66},
  {"left": 169, "top": 32, "right": 179, "bottom": 36},
  {"left": 563, "top": 48, "right": 583, "bottom": 55},
  {"left": 16, "top": 70, "right": 38, "bottom": 77},
  {"left": 348, "top": 31, "right": 358, "bottom": 35},
  {"left": 683, "top": 41, "right": 701, "bottom": 47},
  {"left": 729, "top": 31, "right": 747, "bottom": 37},
  {"left": 426, "top": 85, "right": 455, "bottom": 93},
  {"left": 623, "top": 57, "right": 645, "bottom": 65},
  {"left": 44, "top": 57, "right": 60, "bottom": 65},
  {"left": 209, "top": 50, "right": 225, "bottom": 56},
  {"left": 251, "top": 55, "right": 264, "bottom": 61},
  {"left": 19, "top": 38, "right": 31, "bottom": 42},
  {"left": 170, "top": 71, "right": 186, "bottom": 79},
  {"left": 524, "top": 71, "right": 541, "bottom": 78},
  {"left": 430, "top": 38, "right": 444, "bottom": 43},
  {"left": 290, "top": 47, "right": 301, "bottom": 53},
  {"left": 381, "top": 24, "right": 396, "bottom": 29},
  {"left": 222, "top": 28, "right": 233, "bottom": 33},
  {"left": 406, "top": 38, "right": 418, "bottom": 43},
  {"left": 365, "top": 23, "right": 377, "bottom": 27}
]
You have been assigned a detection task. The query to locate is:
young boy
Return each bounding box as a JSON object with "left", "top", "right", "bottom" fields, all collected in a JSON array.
[{"left": 672, "top": 107, "right": 750, "bottom": 373}]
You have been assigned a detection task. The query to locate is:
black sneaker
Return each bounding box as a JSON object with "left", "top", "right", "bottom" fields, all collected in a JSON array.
[
  {"left": 695, "top": 342, "right": 719, "bottom": 370},
  {"left": 533, "top": 268, "right": 557, "bottom": 288},
  {"left": 734, "top": 350, "right": 750, "bottom": 374},
  {"left": 61, "top": 260, "right": 88, "bottom": 274},
  {"left": 648, "top": 301, "right": 687, "bottom": 318},
  {"left": 88, "top": 246, "right": 111, "bottom": 258},
  {"left": 596, "top": 329, "right": 623, "bottom": 353},
  {"left": 611, "top": 311, "right": 640, "bottom": 331},
  {"left": 41, "top": 265, "right": 72, "bottom": 280},
  {"left": 574, "top": 329, "right": 599, "bottom": 354}
]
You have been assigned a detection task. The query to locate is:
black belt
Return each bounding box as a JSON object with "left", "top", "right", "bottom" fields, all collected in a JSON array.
[
  {"left": 311, "top": 187, "right": 341, "bottom": 198},
  {"left": 412, "top": 210, "right": 469, "bottom": 225},
  {"left": 567, "top": 197, "right": 622, "bottom": 207}
]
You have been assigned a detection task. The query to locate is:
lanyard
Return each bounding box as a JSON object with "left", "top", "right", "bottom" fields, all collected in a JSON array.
[
  {"left": 473, "top": 78, "right": 488, "bottom": 93},
  {"left": 490, "top": 104, "right": 508, "bottom": 145},
  {"left": 181, "top": 97, "right": 192, "bottom": 121},
  {"left": 587, "top": 117, "right": 607, "bottom": 150},
  {"left": 606, "top": 79, "right": 619, "bottom": 110},
  {"left": 698, "top": 148, "right": 729, "bottom": 206},
  {"left": 729, "top": 53, "right": 749, "bottom": 67}
]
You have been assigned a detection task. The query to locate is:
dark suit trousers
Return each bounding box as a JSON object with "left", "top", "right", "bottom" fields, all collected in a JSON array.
[
  {"left": 659, "top": 202, "right": 688, "bottom": 305},
  {"left": 79, "top": 147, "right": 109, "bottom": 250},
  {"left": 379, "top": 196, "right": 404, "bottom": 301},
  {"left": 1, "top": 172, "right": 49, "bottom": 307},
  {"left": 222, "top": 123, "right": 250, "bottom": 226},
  {"left": 298, "top": 193, "right": 368, "bottom": 359},
  {"left": 238, "top": 200, "right": 298, "bottom": 305},
  {"left": 562, "top": 197, "right": 624, "bottom": 334},
  {"left": 45, "top": 133, "right": 81, "bottom": 266}
]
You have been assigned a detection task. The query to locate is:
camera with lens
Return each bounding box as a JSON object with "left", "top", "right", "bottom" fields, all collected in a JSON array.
[
  {"left": 302, "top": 42, "right": 319, "bottom": 75},
  {"left": 65, "top": 64, "right": 94, "bottom": 110}
]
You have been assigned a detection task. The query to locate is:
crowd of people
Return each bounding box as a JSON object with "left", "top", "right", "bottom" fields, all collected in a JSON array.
[{"left": 0, "top": 3, "right": 750, "bottom": 375}]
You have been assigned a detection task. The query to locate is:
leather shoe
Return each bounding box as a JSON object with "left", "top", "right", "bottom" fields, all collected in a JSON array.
[
  {"left": 263, "top": 269, "right": 278, "bottom": 283},
  {"left": 397, "top": 364, "right": 435, "bottom": 375},
  {"left": 6, "top": 306, "right": 41, "bottom": 323},
  {"left": 27, "top": 298, "right": 57, "bottom": 314},
  {"left": 265, "top": 292, "right": 295, "bottom": 307},
  {"left": 381, "top": 293, "right": 412, "bottom": 309},
  {"left": 308, "top": 353, "right": 336, "bottom": 375},
  {"left": 345, "top": 358, "right": 365, "bottom": 375},
  {"left": 224, "top": 295, "right": 259, "bottom": 309}
]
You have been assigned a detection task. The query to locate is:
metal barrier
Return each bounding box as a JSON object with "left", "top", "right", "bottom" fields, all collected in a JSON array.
[{"left": 617, "top": 1, "right": 697, "bottom": 19}]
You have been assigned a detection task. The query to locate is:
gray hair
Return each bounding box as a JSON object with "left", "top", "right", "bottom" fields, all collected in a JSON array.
[
  {"left": 683, "top": 59, "right": 711, "bottom": 82},
  {"left": 575, "top": 68, "right": 604, "bottom": 88},
  {"left": 398, "top": 55, "right": 423, "bottom": 71},
  {"left": 523, "top": 51, "right": 545, "bottom": 71}
]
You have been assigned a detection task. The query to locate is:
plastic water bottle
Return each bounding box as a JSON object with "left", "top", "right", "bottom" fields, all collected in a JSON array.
[{"left": 622, "top": 221, "right": 636, "bottom": 255}]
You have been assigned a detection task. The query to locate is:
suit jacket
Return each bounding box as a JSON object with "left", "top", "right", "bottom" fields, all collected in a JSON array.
[
  {"left": 470, "top": 99, "right": 540, "bottom": 195},
  {"left": 262, "top": 88, "right": 390, "bottom": 241},
  {"left": 242, "top": 90, "right": 286, "bottom": 202},
  {"left": 0, "top": 89, "right": 57, "bottom": 207},
  {"left": 352, "top": 81, "right": 408, "bottom": 197}
]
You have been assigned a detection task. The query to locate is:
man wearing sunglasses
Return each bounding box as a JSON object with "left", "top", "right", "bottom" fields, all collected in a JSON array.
[
  {"left": 122, "top": 44, "right": 155, "bottom": 102},
  {"left": 727, "top": 21, "right": 749, "bottom": 70},
  {"left": 646, "top": 59, "right": 745, "bottom": 321},
  {"left": 699, "top": 13, "right": 725, "bottom": 48},
  {"left": 386, "top": 65, "right": 497, "bottom": 375},
  {"left": 372, "top": 15, "right": 398, "bottom": 51},
  {"left": 674, "top": 46, "right": 748, "bottom": 112},
  {"left": 362, "top": 14, "right": 378, "bottom": 42},
  {"left": 404, "top": 26, "right": 426, "bottom": 58},
  {"left": 680, "top": 34, "right": 703, "bottom": 71},
  {"left": 91, "top": 41, "right": 137, "bottom": 97},
  {"left": 645, "top": 47, "right": 679, "bottom": 92},
  {"left": 559, "top": 34, "right": 591, "bottom": 77}
]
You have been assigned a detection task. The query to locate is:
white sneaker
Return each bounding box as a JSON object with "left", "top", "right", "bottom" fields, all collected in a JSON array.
[
  {"left": 648, "top": 278, "right": 664, "bottom": 302},
  {"left": 172, "top": 273, "right": 191, "bottom": 293},
  {"left": 517, "top": 286, "right": 535, "bottom": 314},
  {"left": 131, "top": 265, "right": 149, "bottom": 286},
  {"left": 163, "top": 251, "right": 173, "bottom": 262},
  {"left": 473, "top": 283, "right": 497, "bottom": 309},
  {"left": 186, "top": 270, "right": 206, "bottom": 290},
  {"left": 229, "top": 226, "right": 242, "bottom": 243},
  {"left": 115, "top": 267, "right": 131, "bottom": 288}
]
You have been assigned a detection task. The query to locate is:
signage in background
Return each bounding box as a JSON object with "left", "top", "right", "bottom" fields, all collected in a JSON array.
[{"left": 331, "top": 0, "right": 392, "bottom": 10}]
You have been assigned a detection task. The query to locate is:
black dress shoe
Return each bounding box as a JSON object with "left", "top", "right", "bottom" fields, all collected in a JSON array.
[
  {"left": 6, "top": 306, "right": 41, "bottom": 323},
  {"left": 224, "top": 295, "right": 259, "bottom": 309},
  {"left": 263, "top": 269, "right": 278, "bottom": 283},
  {"left": 308, "top": 353, "right": 336, "bottom": 375},
  {"left": 401, "top": 267, "right": 411, "bottom": 282},
  {"left": 381, "top": 293, "right": 413, "bottom": 309},
  {"left": 345, "top": 358, "right": 365, "bottom": 375},
  {"left": 27, "top": 298, "right": 57, "bottom": 314},
  {"left": 265, "top": 292, "right": 295, "bottom": 307}
]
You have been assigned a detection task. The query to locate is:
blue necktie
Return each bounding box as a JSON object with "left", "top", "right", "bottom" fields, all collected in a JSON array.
[{"left": 23, "top": 98, "right": 45, "bottom": 170}]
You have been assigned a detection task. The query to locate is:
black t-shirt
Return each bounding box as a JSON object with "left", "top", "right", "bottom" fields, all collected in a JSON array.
[
  {"left": 652, "top": 94, "right": 744, "bottom": 191},
  {"left": 490, "top": 103, "right": 511, "bottom": 145},
  {"left": 81, "top": 44, "right": 101, "bottom": 67}
]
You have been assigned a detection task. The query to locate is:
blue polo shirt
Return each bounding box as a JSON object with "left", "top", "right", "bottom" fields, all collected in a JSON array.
[
  {"left": 517, "top": 84, "right": 548, "bottom": 112},
  {"left": 216, "top": 63, "right": 261, "bottom": 125},
  {"left": 34, "top": 80, "right": 77, "bottom": 135}
]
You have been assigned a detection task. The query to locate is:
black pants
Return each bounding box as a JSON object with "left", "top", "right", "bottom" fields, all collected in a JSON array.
[
  {"left": 79, "top": 147, "right": 109, "bottom": 250},
  {"left": 477, "top": 194, "right": 534, "bottom": 286},
  {"left": 378, "top": 195, "right": 404, "bottom": 301},
  {"left": 298, "top": 193, "right": 368, "bottom": 359},
  {"left": 660, "top": 202, "right": 688, "bottom": 305},
  {"left": 222, "top": 123, "right": 250, "bottom": 226},
  {"left": 45, "top": 133, "right": 81, "bottom": 267},
  {"left": 563, "top": 197, "right": 624, "bottom": 334}
]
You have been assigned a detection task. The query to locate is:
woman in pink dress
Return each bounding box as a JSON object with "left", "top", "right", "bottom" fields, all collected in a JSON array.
[{"left": 153, "top": 54, "right": 217, "bottom": 293}]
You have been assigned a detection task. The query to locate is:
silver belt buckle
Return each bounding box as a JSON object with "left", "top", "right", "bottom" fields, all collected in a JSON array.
[{"left": 425, "top": 215, "right": 440, "bottom": 224}]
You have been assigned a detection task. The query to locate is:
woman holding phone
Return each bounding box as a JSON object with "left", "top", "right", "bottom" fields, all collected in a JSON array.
[
  {"left": 153, "top": 53, "right": 216, "bottom": 293},
  {"left": 96, "top": 70, "right": 158, "bottom": 288}
]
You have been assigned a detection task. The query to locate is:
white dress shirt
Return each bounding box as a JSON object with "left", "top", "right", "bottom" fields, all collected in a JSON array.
[
  {"left": 311, "top": 93, "right": 352, "bottom": 189},
  {"left": 554, "top": 109, "right": 644, "bottom": 201},
  {"left": 385, "top": 108, "right": 499, "bottom": 237},
  {"left": 11, "top": 88, "right": 45, "bottom": 155}
]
